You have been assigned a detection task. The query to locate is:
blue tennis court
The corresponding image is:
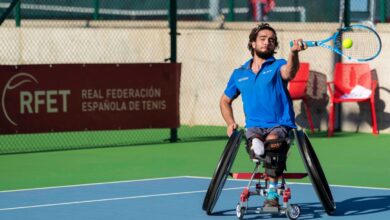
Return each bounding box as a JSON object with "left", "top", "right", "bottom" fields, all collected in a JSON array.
[{"left": 0, "top": 176, "right": 389, "bottom": 220}]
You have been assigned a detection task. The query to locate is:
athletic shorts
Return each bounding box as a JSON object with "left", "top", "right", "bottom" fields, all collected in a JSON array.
[{"left": 245, "top": 126, "right": 291, "bottom": 141}]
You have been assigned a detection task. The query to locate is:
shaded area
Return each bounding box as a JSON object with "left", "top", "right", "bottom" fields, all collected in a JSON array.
[
  {"left": 295, "top": 68, "right": 390, "bottom": 134},
  {"left": 351, "top": 69, "right": 390, "bottom": 132},
  {"left": 294, "top": 70, "right": 329, "bottom": 132},
  {"left": 212, "top": 196, "right": 390, "bottom": 219},
  {"left": 335, "top": 195, "right": 390, "bottom": 216},
  {"left": 0, "top": 125, "right": 228, "bottom": 155}
]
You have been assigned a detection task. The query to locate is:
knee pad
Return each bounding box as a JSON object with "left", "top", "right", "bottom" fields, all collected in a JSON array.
[{"left": 262, "top": 139, "right": 289, "bottom": 177}]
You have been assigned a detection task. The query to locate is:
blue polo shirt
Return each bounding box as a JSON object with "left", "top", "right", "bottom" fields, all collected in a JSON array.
[{"left": 224, "top": 57, "right": 296, "bottom": 129}]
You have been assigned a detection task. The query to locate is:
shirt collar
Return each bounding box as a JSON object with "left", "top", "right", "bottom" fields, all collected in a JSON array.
[{"left": 242, "top": 57, "right": 276, "bottom": 70}]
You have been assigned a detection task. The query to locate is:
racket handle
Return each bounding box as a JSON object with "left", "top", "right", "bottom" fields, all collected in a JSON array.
[{"left": 289, "top": 41, "right": 317, "bottom": 47}]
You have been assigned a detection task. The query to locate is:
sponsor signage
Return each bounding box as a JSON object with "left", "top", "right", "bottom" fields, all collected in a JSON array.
[{"left": 0, "top": 63, "right": 181, "bottom": 134}]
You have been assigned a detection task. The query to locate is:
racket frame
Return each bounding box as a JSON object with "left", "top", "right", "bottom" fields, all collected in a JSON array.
[{"left": 292, "top": 24, "right": 381, "bottom": 62}]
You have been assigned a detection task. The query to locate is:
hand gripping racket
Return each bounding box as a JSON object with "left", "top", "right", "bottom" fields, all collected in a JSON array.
[{"left": 290, "top": 24, "right": 382, "bottom": 62}]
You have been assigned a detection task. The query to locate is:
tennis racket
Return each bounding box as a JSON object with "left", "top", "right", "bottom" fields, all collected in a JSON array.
[{"left": 290, "top": 24, "right": 382, "bottom": 62}]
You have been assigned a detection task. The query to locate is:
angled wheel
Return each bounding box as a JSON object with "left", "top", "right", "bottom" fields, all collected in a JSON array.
[
  {"left": 286, "top": 204, "right": 300, "bottom": 220},
  {"left": 236, "top": 203, "right": 246, "bottom": 219},
  {"left": 202, "top": 130, "right": 243, "bottom": 215},
  {"left": 294, "top": 129, "right": 336, "bottom": 215}
]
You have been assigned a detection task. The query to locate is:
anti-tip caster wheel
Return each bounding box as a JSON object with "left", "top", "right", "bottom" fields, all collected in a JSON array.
[
  {"left": 236, "top": 203, "right": 246, "bottom": 220},
  {"left": 286, "top": 204, "right": 300, "bottom": 220}
]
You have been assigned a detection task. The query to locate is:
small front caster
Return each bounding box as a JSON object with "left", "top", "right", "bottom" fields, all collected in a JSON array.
[
  {"left": 286, "top": 204, "right": 300, "bottom": 220},
  {"left": 236, "top": 203, "right": 246, "bottom": 219}
]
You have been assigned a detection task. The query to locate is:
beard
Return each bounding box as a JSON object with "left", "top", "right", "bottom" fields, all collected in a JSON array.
[{"left": 255, "top": 49, "right": 274, "bottom": 59}]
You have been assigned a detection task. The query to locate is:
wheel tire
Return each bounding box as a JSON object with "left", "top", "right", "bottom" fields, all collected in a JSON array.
[
  {"left": 202, "top": 130, "right": 243, "bottom": 215},
  {"left": 236, "top": 203, "right": 246, "bottom": 220},
  {"left": 286, "top": 204, "right": 300, "bottom": 220},
  {"left": 294, "top": 129, "right": 336, "bottom": 215}
]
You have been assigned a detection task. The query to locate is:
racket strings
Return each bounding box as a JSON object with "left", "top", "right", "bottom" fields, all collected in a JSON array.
[{"left": 340, "top": 27, "right": 381, "bottom": 60}]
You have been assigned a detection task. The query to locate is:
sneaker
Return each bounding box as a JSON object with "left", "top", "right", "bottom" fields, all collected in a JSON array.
[{"left": 264, "top": 189, "right": 279, "bottom": 207}]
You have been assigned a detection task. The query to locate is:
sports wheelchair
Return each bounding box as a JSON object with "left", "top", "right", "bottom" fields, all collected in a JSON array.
[{"left": 202, "top": 129, "right": 336, "bottom": 219}]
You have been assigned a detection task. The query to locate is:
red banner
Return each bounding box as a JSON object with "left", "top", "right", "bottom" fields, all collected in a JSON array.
[{"left": 0, "top": 63, "right": 181, "bottom": 134}]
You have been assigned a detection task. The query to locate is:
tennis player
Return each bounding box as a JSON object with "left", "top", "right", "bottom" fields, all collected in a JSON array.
[{"left": 220, "top": 23, "right": 306, "bottom": 207}]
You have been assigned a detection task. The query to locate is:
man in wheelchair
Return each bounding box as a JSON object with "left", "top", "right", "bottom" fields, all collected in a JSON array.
[{"left": 219, "top": 23, "right": 306, "bottom": 207}]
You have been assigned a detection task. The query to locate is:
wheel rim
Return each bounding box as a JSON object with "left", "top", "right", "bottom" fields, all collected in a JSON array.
[
  {"left": 236, "top": 204, "right": 241, "bottom": 217},
  {"left": 287, "top": 205, "right": 300, "bottom": 219}
]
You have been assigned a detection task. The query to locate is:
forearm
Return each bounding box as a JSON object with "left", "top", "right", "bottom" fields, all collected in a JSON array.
[
  {"left": 282, "top": 39, "right": 306, "bottom": 80},
  {"left": 284, "top": 51, "right": 300, "bottom": 80}
]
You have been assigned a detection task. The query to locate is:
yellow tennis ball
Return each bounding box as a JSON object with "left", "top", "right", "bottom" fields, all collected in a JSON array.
[{"left": 342, "top": 38, "right": 353, "bottom": 49}]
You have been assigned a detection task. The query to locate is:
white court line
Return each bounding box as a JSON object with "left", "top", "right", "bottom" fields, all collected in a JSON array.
[
  {"left": 1, "top": 175, "right": 389, "bottom": 194},
  {"left": 0, "top": 176, "right": 189, "bottom": 193},
  {"left": 1, "top": 176, "right": 389, "bottom": 211},
  {"left": 0, "top": 186, "right": 244, "bottom": 211},
  {"left": 185, "top": 176, "right": 390, "bottom": 191}
]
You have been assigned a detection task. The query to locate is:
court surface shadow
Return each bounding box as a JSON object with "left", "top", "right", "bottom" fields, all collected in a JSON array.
[
  {"left": 211, "top": 195, "right": 390, "bottom": 219},
  {"left": 334, "top": 195, "right": 390, "bottom": 216}
]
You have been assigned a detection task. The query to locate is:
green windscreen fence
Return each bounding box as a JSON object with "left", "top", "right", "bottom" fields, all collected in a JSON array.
[{"left": 0, "top": 0, "right": 388, "bottom": 154}]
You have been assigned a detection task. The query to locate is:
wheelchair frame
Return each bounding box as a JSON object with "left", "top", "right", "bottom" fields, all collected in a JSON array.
[{"left": 202, "top": 129, "right": 336, "bottom": 219}]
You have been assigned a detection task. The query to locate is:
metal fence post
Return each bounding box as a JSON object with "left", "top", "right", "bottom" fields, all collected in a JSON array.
[
  {"left": 93, "top": 0, "right": 100, "bottom": 20},
  {"left": 0, "top": 0, "right": 21, "bottom": 26},
  {"left": 335, "top": 0, "right": 351, "bottom": 132},
  {"left": 227, "top": 0, "right": 235, "bottom": 21},
  {"left": 380, "top": 0, "right": 387, "bottom": 23},
  {"left": 14, "top": 0, "right": 21, "bottom": 27},
  {"left": 169, "top": 0, "right": 178, "bottom": 142},
  {"left": 344, "top": 0, "right": 350, "bottom": 27}
]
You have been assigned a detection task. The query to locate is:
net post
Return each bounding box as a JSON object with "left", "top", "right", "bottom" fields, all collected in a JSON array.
[{"left": 169, "top": 0, "right": 178, "bottom": 142}]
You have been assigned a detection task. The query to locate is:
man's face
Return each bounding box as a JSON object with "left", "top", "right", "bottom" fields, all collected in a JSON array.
[{"left": 252, "top": 29, "right": 276, "bottom": 59}]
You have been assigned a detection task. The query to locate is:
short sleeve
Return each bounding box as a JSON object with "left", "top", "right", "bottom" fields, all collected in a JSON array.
[
  {"left": 278, "top": 59, "right": 287, "bottom": 72},
  {"left": 277, "top": 59, "right": 288, "bottom": 82},
  {"left": 224, "top": 72, "right": 240, "bottom": 99}
]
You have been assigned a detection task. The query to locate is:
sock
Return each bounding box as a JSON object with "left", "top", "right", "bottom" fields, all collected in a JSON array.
[
  {"left": 267, "top": 181, "right": 279, "bottom": 200},
  {"left": 251, "top": 138, "right": 264, "bottom": 156},
  {"left": 269, "top": 181, "right": 278, "bottom": 189}
]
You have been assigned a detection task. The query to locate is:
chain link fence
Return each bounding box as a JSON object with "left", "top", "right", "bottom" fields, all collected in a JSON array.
[{"left": 0, "top": 0, "right": 389, "bottom": 154}]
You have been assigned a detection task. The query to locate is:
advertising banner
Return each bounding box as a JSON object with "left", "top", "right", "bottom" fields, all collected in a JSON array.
[{"left": 0, "top": 63, "right": 181, "bottom": 134}]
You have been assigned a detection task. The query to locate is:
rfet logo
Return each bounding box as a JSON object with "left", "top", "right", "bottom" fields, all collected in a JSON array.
[{"left": 1, "top": 72, "right": 71, "bottom": 126}]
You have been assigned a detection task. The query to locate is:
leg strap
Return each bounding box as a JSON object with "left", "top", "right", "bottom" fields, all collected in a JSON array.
[{"left": 262, "top": 139, "right": 290, "bottom": 178}]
